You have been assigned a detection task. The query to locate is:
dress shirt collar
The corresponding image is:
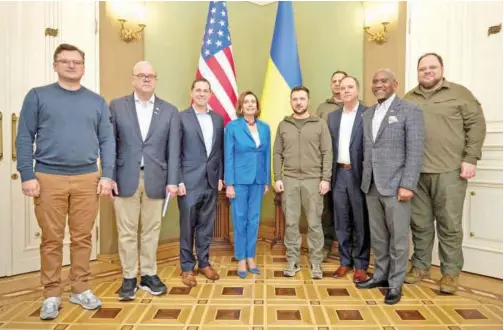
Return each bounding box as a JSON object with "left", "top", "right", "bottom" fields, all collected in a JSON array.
[
  {"left": 192, "top": 105, "right": 210, "bottom": 114},
  {"left": 134, "top": 92, "right": 155, "bottom": 104},
  {"left": 377, "top": 93, "right": 396, "bottom": 110},
  {"left": 343, "top": 102, "right": 359, "bottom": 113}
]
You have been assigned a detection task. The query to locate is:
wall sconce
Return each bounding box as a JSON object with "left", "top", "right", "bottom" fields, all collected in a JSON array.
[
  {"left": 363, "top": 1, "right": 397, "bottom": 45},
  {"left": 118, "top": 19, "right": 146, "bottom": 43},
  {"left": 363, "top": 22, "right": 389, "bottom": 45},
  {"left": 108, "top": 2, "right": 147, "bottom": 43}
]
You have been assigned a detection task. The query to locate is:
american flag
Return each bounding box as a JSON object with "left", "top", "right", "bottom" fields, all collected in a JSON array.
[{"left": 196, "top": 1, "right": 238, "bottom": 125}]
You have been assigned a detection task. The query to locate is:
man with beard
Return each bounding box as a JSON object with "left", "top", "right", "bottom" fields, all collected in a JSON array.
[
  {"left": 315, "top": 70, "right": 347, "bottom": 259},
  {"left": 357, "top": 69, "right": 424, "bottom": 305},
  {"left": 403, "top": 53, "right": 486, "bottom": 294},
  {"left": 273, "top": 86, "right": 333, "bottom": 279},
  {"left": 316, "top": 70, "right": 347, "bottom": 121},
  {"left": 177, "top": 78, "right": 224, "bottom": 287}
]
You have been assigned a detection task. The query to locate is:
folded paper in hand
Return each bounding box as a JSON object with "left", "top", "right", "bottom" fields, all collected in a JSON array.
[{"left": 162, "top": 192, "right": 171, "bottom": 217}]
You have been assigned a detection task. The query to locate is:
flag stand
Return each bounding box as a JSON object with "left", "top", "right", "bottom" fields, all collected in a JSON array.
[
  {"left": 270, "top": 192, "right": 287, "bottom": 255},
  {"left": 210, "top": 190, "right": 233, "bottom": 254}
]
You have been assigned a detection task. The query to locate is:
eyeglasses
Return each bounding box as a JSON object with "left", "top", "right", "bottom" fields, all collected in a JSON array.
[
  {"left": 134, "top": 74, "right": 157, "bottom": 81},
  {"left": 55, "top": 59, "right": 84, "bottom": 66}
]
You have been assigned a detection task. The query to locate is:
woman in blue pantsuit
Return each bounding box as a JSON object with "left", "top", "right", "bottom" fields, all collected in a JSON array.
[{"left": 224, "top": 91, "right": 271, "bottom": 279}]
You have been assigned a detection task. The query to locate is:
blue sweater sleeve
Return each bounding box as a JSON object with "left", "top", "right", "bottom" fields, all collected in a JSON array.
[
  {"left": 98, "top": 99, "right": 115, "bottom": 179},
  {"left": 16, "top": 89, "right": 38, "bottom": 182}
]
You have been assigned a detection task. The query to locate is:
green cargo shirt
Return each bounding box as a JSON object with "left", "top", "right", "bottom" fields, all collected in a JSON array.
[
  {"left": 404, "top": 79, "right": 486, "bottom": 173},
  {"left": 315, "top": 97, "right": 343, "bottom": 122},
  {"left": 273, "top": 115, "right": 333, "bottom": 182}
]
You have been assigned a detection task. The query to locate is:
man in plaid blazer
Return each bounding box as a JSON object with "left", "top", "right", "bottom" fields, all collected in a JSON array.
[{"left": 356, "top": 69, "right": 424, "bottom": 305}]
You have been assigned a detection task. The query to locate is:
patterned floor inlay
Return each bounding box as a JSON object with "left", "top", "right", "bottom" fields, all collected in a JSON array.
[{"left": 0, "top": 242, "right": 502, "bottom": 329}]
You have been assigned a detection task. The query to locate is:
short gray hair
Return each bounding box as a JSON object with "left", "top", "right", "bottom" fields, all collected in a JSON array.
[{"left": 374, "top": 68, "right": 397, "bottom": 82}]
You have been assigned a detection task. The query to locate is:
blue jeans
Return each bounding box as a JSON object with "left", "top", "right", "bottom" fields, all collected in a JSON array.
[{"left": 231, "top": 184, "right": 264, "bottom": 261}]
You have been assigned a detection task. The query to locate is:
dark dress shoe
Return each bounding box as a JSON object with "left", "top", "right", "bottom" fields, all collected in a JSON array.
[
  {"left": 385, "top": 287, "right": 402, "bottom": 305},
  {"left": 356, "top": 277, "right": 389, "bottom": 289}
]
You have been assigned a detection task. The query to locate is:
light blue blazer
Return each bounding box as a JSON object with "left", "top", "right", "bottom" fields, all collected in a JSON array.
[{"left": 224, "top": 118, "right": 271, "bottom": 185}]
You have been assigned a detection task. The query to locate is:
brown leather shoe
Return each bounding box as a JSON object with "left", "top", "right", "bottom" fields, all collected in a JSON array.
[
  {"left": 181, "top": 271, "right": 197, "bottom": 287},
  {"left": 353, "top": 269, "right": 368, "bottom": 283},
  {"left": 198, "top": 266, "right": 220, "bottom": 281},
  {"left": 333, "top": 266, "right": 352, "bottom": 278}
]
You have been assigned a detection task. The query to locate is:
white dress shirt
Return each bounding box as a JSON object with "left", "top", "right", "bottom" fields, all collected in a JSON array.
[
  {"left": 134, "top": 93, "right": 155, "bottom": 166},
  {"left": 194, "top": 107, "right": 214, "bottom": 157},
  {"left": 251, "top": 130, "right": 261, "bottom": 148},
  {"left": 372, "top": 93, "right": 396, "bottom": 142},
  {"left": 337, "top": 103, "right": 359, "bottom": 164}
]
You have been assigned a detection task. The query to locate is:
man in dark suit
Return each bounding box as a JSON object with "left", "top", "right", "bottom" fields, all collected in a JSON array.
[
  {"left": 327, "top": 76, "right": 370, "bottom": 283},
  {"left": 178, "top": 77, "right": 224, "bottom": 287},
  {"left": 357, "top": 69, "right": 424, "bottom": 305},
  {"left": 110, "top": 61, "right": 180, "bottom": 301}
]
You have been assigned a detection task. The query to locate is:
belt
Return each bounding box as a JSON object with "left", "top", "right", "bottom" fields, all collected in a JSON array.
[
  {"left": 337, "top": 163, "right": 352, "bottom": 170},
  {"left": 140, "top": 166, "right": 144, "bottom": 171}
]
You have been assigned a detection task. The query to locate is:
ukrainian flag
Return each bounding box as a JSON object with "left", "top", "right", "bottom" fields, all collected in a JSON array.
[{"left": 260, "top": 1, "right": 302, "bottom": 137}]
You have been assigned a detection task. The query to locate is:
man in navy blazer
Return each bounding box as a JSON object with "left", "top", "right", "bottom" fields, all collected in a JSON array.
[
  {"left": 177, "top": 78, "right": 224, "bottom": 287},
  {"left": 327, "top": 76, "right": 370, "bottom": 283},
  {"left": 110, "top": 61, "right": 180, "bottom": 300}
]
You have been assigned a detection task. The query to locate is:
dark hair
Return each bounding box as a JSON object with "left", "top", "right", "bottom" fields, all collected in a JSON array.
[
  {"left": 191, "top": 77, "right": 211, "bottom": 90},
  {"left": 236, "top": 91, "right": 261, "bottom": 118},
  {"left": 417, "top": 53, "right": 444, "bottom": 68},
  {"left": 53, "top": 43, "right": 85, "bottom": 63},
  {"left": 331, "top": 70, "right": 348, "bottom": 79},
  {"left": 340, "top": 75, "right": 360, "bottom": 89},
  {"left": 290, "top": 85, "right": 310, "bottom": 98}
]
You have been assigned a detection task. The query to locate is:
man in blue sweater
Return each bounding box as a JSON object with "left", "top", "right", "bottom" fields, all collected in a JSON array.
[{"left": 15, "top": 43, "right": 115, "bottom": 320}]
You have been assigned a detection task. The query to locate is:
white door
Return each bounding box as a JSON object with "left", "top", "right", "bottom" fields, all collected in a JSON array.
[
  {"left": 406, "top": 1, "right": 503, "bottom": 278},
  {"left": 0, "top": 1, "right": 100, "bottom": 276}
]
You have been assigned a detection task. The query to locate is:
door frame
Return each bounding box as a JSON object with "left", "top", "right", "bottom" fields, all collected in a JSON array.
[{"left": 0, "top": 1, "right": 101, "bottom": 277}]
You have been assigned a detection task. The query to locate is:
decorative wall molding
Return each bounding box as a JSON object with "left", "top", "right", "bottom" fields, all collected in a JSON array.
[{"left": 247, "top": 1, "right": 276, "bottom": 6}]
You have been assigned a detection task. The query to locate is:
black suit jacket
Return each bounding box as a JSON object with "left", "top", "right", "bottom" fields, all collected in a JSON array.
[
  {"left": 327, "top": 104, "right": 367, "bottom": 188},
  {"left": 179, "top": 107, "right": 224, "bottom": 190}
]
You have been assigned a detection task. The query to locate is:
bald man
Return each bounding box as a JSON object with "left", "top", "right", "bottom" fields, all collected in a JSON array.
[
  {"left": 357, "top": 69, "right": 424, "bottom": 305},
  {"left": 110, "top": 61, "right": 181, "bottom": 301}
]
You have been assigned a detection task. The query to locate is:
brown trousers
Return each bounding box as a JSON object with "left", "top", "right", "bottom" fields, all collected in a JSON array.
[{"left": 34, "top": 171, "right": 99, "bottom": 298}]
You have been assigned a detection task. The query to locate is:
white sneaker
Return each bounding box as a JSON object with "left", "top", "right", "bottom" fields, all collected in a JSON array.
[
  {"left": 69, "top": 290, "right": 101, "bottom": 310},
  {"left": 40, "top": 296, "right": 61, "bottom": 320},
  {"left": 311, "top": 264, "right": 323, "bottom": 279},
  {"left": 283, "top": 263, "right": 301, "bottom": 277}
]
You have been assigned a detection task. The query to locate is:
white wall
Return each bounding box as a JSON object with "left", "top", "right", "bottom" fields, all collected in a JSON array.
[{"left": 406, "top": 1, "right": 503, "bottom": 278}]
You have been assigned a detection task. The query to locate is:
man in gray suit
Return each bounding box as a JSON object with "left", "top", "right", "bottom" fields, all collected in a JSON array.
[
  {"left": 356, "top": 69, "right": 424, "bottom": 305},
  {"left": 178, "top": 77, "right": 224, "bottom": 287},
  {"left": 110, "top": 61, "right": 180, "bottom": 301}
]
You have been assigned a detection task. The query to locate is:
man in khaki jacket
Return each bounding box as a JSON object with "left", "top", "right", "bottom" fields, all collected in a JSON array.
[
  {"left": 274, "top": 86, "right": 333, "bottom": 279},
  {"left": 403, "top": 53, "right": 486, "bottom": 294},
  {"left": 315, "top": 70, "right": 347, "bottom": 259}
]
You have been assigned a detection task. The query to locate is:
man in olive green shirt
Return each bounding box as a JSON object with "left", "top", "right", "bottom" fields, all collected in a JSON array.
[
  {"left": 403, "top": 53, "right": 486, "bottom": 294},
  {"left": 274, "top": 86, "right": 333, "bottom": 280},
  {"left": 315, "top": 70, "right": 346, "bottom": 259},
  {"left": 316, "top": 70, "right": 347, "bottom": 121}
]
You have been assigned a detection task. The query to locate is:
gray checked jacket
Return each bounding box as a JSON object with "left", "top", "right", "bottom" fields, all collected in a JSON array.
[{"left": 361, "top": 96, "right": 425, "bottom": 196}]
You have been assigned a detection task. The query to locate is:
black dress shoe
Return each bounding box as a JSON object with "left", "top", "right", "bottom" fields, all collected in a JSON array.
[
  {"left": 385, "top": 287, "right": 402, "bottom": 305},
  {"left": 356, "top": 277, "right": 389, "bottom": 289}
]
